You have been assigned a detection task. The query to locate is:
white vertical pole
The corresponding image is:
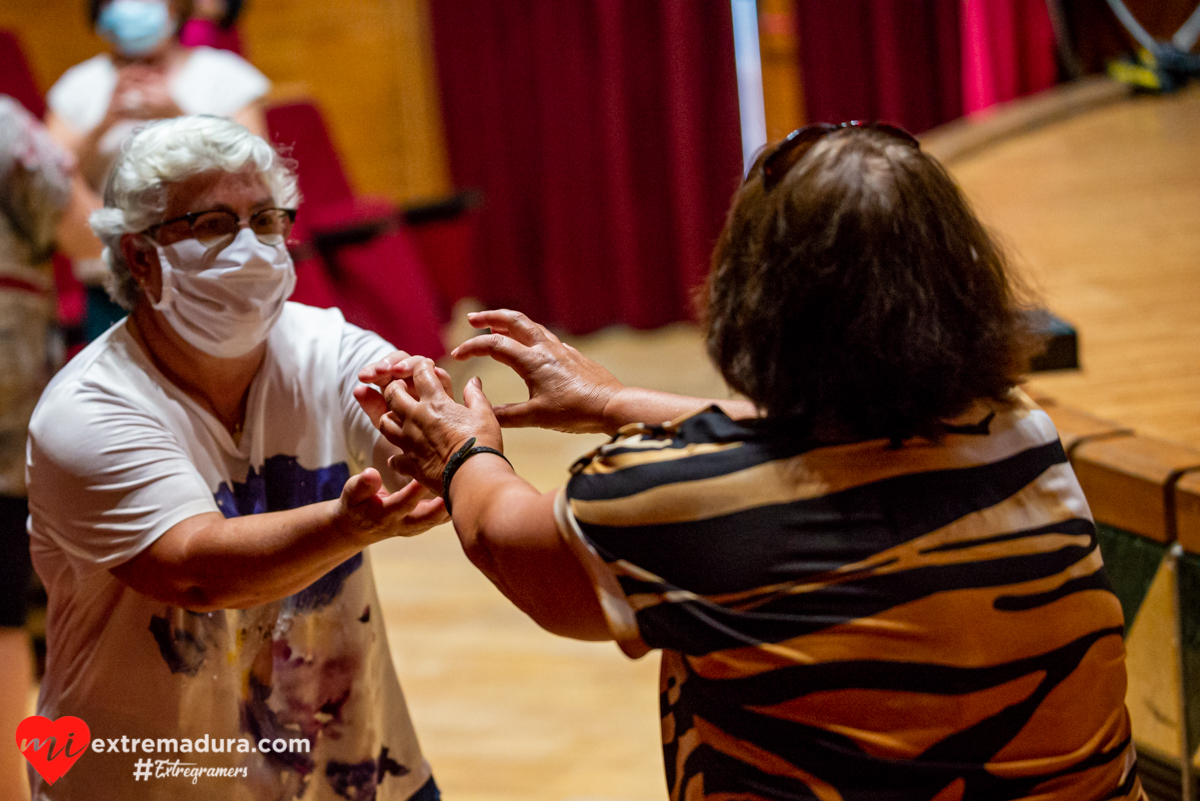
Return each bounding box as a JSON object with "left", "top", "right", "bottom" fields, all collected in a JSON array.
[{"left": 730, "top": 0, "right": 768, "bottom": 176}]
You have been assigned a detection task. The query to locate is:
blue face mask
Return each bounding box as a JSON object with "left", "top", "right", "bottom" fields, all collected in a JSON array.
[{"left": 96, "top": 0, "right": 173, "bottom": 57}]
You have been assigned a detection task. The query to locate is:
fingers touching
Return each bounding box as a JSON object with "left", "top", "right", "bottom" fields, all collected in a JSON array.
[
  {"left": 358, "top": 354, "right": 453, "bottom": 395},
  {"left": 357, "top": 350, "right": 411, "bottom": 386},
  {"left": 377, "top": 475, "right": 428, "bottom": 514},
  {"left": 355, "top": 354, "right": 454, "bottom": 425}
]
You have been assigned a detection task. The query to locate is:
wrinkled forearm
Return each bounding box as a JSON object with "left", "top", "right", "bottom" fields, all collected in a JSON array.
[{"left": 601, "top": 386, "right": 758, "bottom": 434}]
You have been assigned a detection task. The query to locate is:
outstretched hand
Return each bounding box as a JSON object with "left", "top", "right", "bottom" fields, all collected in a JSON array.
[
  {"left": 450, "top": 309, "right": 625, "bottom": 434},
  {"left": 336, "top": 467, "right": 448, "bottom": 543},
  {"left": 354, "top": 358, "right": 503, "bottom": 496}
]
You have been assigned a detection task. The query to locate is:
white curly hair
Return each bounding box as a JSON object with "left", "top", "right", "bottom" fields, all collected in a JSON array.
[{"left": 90, "top": 115, "right": 300, "bottom": 309}]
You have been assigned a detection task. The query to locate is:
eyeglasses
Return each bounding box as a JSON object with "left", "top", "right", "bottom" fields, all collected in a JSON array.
[
  {"left": 144, "top": 208, "right": 298, "bottom": 248},
  {"left": 759, "top": 121, "right": 920, "bottom": 193}
]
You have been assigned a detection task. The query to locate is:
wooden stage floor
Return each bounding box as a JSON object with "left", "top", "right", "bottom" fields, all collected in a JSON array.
[{"left": 954, "top": 84, "right": 1200, "bottom": 448}]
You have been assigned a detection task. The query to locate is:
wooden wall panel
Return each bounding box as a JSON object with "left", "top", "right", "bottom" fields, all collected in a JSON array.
[
  {"left": 0, "top": 0, "right": 451, "bottom": 203},
  {"left": 758, "top": 0, "right": 805, "bottom": 143},
  {"left": 240, "top": 0, "right": 451, "bottom": 203},
  {"left": 0, "top": 2, "right": 106, "bottom": 96}
]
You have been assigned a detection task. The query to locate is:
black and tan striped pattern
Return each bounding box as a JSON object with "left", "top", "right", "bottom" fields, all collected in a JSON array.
[{"left": 559, "top": 393, "right": 1145, "bottom": 801}]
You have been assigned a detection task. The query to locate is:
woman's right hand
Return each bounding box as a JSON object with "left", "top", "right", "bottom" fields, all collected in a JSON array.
[
  {"left": 335, "top": 467, "right": 448, "bottom": 543},
  {"left": 451, "top": 309, "right": 626, "bottom": 434}
]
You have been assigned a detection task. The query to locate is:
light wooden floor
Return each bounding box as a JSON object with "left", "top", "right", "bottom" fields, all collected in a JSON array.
[
  {"left": 372, "top": 83, "right": 1200, "bottom": 801},
  {"left": 954, "top": 85, "right": 1200, "bottom": 447}
]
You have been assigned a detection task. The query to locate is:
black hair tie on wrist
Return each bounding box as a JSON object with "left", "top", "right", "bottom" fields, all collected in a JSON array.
[{"left": 441, "top": 437, "right": 512, "bottom": 515}]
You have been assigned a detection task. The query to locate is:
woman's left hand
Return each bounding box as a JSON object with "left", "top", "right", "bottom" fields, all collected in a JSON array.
[
  {"left": 354, "top": 358, "right": 502, "bottom": 496},
  {"left": 358, "top": 350, "right": 453, "bottom": 399}
]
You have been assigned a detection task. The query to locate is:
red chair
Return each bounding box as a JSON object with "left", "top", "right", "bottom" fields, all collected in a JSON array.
[
  {"left": 400, "top": 193, "right": 482, "bottom": 313},
  {"left": 266, "top": 100, "right": 447, "bottom": 358},
  {"left": 0, "top": 28, "right": 46, "bottom": 120},
  {"left": 265, "top": 102, "right": 397, "bottom": 241}
]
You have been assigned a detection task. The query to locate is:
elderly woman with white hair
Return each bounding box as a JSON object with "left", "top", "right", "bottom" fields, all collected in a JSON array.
[{"left": 25, "top": 116, "right": 446, "bottom": 801}]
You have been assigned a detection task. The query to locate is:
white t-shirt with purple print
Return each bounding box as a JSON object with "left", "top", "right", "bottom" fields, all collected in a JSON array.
[{"left": 27, "top": 302, "right": 430, "bottom": 801}]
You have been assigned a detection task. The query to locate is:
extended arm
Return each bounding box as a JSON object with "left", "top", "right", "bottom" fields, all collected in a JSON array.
[
  {"left": 110, "top": 468, "right": 446, "bottom": 612},
  {"left": 446, "top": 309, "right": 757, "bottom": 435},
  {"left": 354, "top": 364, "right": 610, "bottom": 640},
  {"left": 443, "top": 458, "right": 609, "bottom": 640}
]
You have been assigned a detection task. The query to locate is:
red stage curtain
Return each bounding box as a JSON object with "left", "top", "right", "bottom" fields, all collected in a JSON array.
[
  {"left": 428, "top": 0, "right": 742, "bottom": 335},
  {"left": 792, "top": 0, "right": 963, "bottom": 134},
  {"left": 962, "top": 0, "right": 1057, "bottom": 114},
  {"left": 794, "top": 0, "right": 1058, "bottom": 132}
]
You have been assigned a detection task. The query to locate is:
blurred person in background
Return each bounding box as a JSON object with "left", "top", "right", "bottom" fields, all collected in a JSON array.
[
  {"left": 359, "top": 124, "right": 1145, "bottom": 801},
  {"left": 45, "top": 0, "right": 269, "bottom": 341},
  {"left": 26, "top": 116, "right": 445, "bottom": 801},
  {"left": 179, "top": 0, "right": 247, "bottom": 55},
  {"left": 0, "top": 94, "right": 101, "bottom": 801}
]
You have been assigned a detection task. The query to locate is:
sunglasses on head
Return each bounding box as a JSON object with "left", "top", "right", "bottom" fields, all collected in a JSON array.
[{"left": 759, "top": 121, "right": 920, "bottom": 193}]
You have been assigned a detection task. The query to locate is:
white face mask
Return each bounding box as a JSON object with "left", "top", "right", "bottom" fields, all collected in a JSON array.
[{"left": 151, "top": 228, "right": 296, "bottom": 358}]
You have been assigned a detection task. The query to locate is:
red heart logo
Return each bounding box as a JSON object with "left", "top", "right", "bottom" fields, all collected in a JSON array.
[{"left": 16, "top": 716, "right": 90, "bottom": 785}]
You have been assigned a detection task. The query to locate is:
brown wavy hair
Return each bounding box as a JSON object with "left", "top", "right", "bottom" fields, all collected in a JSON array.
[{"left": 704, "top": 128, "right": 1040, "bottom": 442}]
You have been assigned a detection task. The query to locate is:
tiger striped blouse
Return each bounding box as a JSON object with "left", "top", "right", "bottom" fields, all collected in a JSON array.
[{"left": 554, "top": 391, "right": 1145, "bottom": 801}]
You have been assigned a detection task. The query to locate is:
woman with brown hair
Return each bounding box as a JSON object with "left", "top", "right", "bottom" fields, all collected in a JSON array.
[{"left": 357, "top": 123, "right": 1145, "bottom": 801}]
